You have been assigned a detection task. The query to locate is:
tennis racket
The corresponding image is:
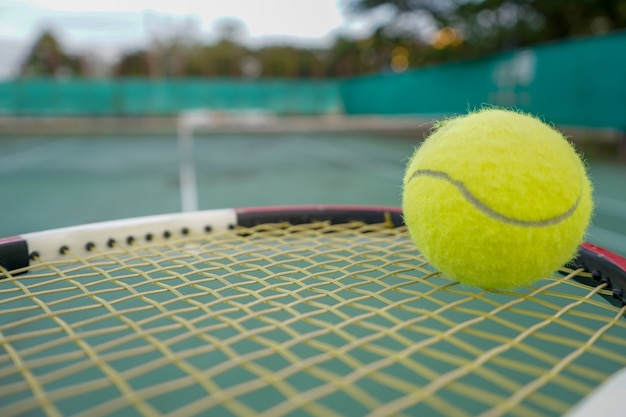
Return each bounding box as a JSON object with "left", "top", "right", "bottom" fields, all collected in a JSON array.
[{"left": 1, "top": 205, "right": 624, "bottom": 417}]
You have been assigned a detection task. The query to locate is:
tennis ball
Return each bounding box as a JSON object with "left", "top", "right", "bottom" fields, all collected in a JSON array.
[{"left": 402, "top": 109, "right": 593, "bottom": 289}]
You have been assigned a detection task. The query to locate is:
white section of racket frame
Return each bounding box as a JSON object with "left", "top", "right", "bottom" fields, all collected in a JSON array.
[
  {"left": 565, "top": 367, "right": 626, "bottom": 417},
  {"left": 21, "top": 209, "right": 237, "bottom": 263}
]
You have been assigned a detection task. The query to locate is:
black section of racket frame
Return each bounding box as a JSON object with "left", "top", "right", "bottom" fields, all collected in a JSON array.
[
  {"left": 236, "top": 206, "right": 405, "bottom": 229},
  {"left": 1, "top": 205, "right": 624, "bottom": 308},
  {"left": 0, "top": 239, "right": 29, "bottom": 273}
]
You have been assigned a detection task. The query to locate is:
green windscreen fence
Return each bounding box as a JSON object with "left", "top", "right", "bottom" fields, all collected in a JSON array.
[
  {"left": 339, "top": 31, "right": 626, "bottom": 131},
  {"left": 0, "top": 32, "right": 624, "bottom": 129},
  {"left": 0, "top": 79, "right": 342, "bottom": 116}
]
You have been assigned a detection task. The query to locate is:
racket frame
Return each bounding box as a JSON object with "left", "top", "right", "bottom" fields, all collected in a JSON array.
[{"left": 0, "top": 205, "right": 624, "bottom": 305}]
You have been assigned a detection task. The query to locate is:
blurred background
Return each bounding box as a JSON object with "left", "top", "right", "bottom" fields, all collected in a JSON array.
[{"left": 1, "top": 0, "right": 625, "bottom": 256}]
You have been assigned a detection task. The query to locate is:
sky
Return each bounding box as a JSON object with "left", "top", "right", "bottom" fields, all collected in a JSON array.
[{"left": 0, "top": 0, "right": 385, "bottom": 79}]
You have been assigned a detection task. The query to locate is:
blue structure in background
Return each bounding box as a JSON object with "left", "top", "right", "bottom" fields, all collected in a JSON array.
[
  {"left": 0, "top": 79, "right": 342, "bottom": 116},
  {"left": 340, "top": 31, "right": 626, "bottom": 131},
  {"left": 0, "top": 31, "right": 624, "bottom": 132}
]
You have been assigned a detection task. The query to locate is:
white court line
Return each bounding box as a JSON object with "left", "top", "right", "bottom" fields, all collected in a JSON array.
[{"left": 178, "top": 125, "right": 198, "bottom": 212}]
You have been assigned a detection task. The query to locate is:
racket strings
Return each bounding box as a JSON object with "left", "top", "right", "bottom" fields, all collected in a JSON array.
[
  {"left": 484, "top": 302, "right": 626, "bottom": 417},
  {"left": 0, "top": 221, "right": 625, "bottom": 417}
]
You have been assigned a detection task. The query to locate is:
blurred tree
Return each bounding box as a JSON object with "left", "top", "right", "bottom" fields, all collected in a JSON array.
[
  {"left": 524, "top": 1, "right": 626, "bottom": 38},
  {"left": 327, "top": 36, "right": 365, "bottom": 77},
  {"left": 108, "top": 0, "right": 626, "bottom": 79},
  {"left": 185, "top": 45, "right": 215, "bottom": 76},
  {"left": 209, "top": 39, "right": 249, "bottom": 77},
  {"left": 213, "top": 17, "right": 248, "bottom": 44},
  {"left": 116, "top": 27, "right": 250, "bottom": 77},
  {"left": 18, "top": 3, "right": 626, "bottom": 80},
  {"left": 346, "top": 0, "right": 626, "bottom": 59},
  {"left": 252, "top": 45, "right": 331, "bottom": 78},
  {"left": 324, "top": 28, "right": 440, "bottom": 76},
  {"left": 115, "top": 50, "right": 152, "bottom": 77},
  {"left": 256, "top": 46, "right": 299, "bottom": 78},
  {"left": 19, "top": 30, "right": 84, "bottom": 77},
  {"left": 205, "top": 18, "right": 250, "bottom": 77}
]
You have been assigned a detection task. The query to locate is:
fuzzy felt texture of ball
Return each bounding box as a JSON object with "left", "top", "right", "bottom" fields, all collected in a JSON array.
[{"left": 402, "top": 109, "right": 593, "bottom": 289}]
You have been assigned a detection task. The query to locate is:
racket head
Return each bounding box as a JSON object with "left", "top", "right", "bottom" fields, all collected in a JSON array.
[{"left": 1, "top": 205, "right": 624, "bottom": 417}]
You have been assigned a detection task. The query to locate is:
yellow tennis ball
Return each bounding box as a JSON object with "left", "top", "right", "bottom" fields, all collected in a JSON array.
[{"left": 402, "top": 109, "right": 593, "bottom": 289}]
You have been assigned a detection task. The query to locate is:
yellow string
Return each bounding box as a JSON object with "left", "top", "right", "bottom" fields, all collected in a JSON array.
[{"left": 1, "top": 221, "right": 624, "bottom": 417}]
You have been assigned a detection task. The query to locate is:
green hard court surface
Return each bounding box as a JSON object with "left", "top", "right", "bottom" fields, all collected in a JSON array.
[{"left": 1, "top": 133, "right": 626, "bottom": 257}]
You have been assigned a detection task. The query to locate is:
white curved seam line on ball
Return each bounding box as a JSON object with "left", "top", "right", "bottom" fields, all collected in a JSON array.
[{"left": 409, "top": 169, "right": 581, "bottom": 227}]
